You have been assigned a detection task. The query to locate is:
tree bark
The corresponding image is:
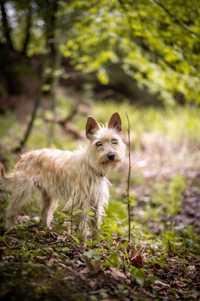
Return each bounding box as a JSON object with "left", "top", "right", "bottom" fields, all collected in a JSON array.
[
  {"left": 45, "top": 0, "right": 58, "bottom": 87},
  {"left": 22, "top": 3, "right": 33, "bottom": 55},
  {"left": 0, "top": 0, "right": 14, "bottom": 50},
  {"left": 13, "top": 96, "right": 41, "bottom": 153},
  {"left": 45, "top": 0, "right": 59, "bottom": 145}
]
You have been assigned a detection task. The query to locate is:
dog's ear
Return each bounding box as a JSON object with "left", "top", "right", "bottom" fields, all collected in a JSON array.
[
  {"left": 108, "top": 112, "right": 121, "bottom": 132},
  {"left": 86, "top": 117, "right": 100, "bottom": 140}
]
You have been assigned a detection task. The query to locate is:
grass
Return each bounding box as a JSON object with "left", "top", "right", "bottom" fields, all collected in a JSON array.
[
  {"left": 0, "top": 98, "right": 200, "bottom": 300},
  {"left": 1, "top": 99, "right": 200, "bottom": 152},
  {"left": 93, "top": 101, "right": 200, "bottom": 146}
]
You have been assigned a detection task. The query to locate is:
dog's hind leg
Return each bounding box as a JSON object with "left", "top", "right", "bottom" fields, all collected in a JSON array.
[
  {"left": 5, "top": 175, "right": 33, "bottom": 229},
  {"left": 41, "top": 190, "right": 57, "bottom": 229},
  {"left": 6, "top": 190, "right": 29, "bottom": 228}
]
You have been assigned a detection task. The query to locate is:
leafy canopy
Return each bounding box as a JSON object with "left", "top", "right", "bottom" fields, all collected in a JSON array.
[
  {"left": 61, "top": 0, "right": 200, "bottom": 104},
  {"left": 1, "top": 0, "right": 200, "bottom": 104}
]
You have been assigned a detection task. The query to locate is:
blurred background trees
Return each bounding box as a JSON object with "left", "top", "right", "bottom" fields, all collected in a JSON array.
[
  {"left": 0, "top": 0, "right": 200, "bottom": 110},
  {"left": 1, "top": 3, "right": 200, "bottom": 299}
]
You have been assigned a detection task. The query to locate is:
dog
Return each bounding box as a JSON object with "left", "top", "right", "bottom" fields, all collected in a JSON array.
[{"left": 1, "top": 112, "right": 126, "bottom": 239}]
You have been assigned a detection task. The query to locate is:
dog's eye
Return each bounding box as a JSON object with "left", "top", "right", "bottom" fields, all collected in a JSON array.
[
  {"left": 111, "top": 139, "right": 118, "bottom": 145},
  {"left": 95, "top": 141, "right": 103, "bottom": 147}
]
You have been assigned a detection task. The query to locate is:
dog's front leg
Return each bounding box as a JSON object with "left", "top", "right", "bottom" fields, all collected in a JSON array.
[
  {"left": 79, "top": 203, "right": 90, "bottom": 241},
  {"left": 91, "top": 204, "right": 104, "bottom": 240}
]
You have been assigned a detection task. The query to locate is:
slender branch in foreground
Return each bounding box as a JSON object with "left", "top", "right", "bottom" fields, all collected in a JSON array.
[
  {"left": 126, "top": 113, "right": 131, "bottom": 242},
  {"left": 70, "top": 199, "right": 75, "bottom": 236}
]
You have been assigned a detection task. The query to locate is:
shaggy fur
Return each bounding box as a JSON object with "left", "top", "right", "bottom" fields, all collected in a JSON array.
[{"left": 1, "top": 113, "right": 126, "bottom": 239}]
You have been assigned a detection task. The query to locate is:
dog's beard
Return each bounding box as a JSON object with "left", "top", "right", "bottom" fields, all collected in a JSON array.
[
  {"left": 98, "top": 154, "right": 122, "bottom": 167},
  {"left": 100, "top": 159, "right": 121, "bottom": 165}
]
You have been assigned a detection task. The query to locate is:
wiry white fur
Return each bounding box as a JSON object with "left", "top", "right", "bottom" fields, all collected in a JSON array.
[{"left": 2, "top": 114, "right": 126, "bottom": 240}]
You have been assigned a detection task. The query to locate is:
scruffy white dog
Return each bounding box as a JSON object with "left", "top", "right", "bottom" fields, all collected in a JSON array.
[{"left": 2, "top": 113, "right": 126, "bottom": 239}]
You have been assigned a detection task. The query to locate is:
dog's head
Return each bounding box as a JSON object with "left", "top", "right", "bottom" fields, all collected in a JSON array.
[{"left": 86, "top": 113, "right": 126, "bottom": 175}]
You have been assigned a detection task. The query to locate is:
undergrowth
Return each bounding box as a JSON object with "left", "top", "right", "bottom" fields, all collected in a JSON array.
[{"left": 0, "top": 100, "right": 200, "bottom": 300}]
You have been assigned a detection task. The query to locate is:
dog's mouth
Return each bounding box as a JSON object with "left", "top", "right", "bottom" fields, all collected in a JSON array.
[{"left": 101, "top": 159, "right": 121, "bottom": 165}]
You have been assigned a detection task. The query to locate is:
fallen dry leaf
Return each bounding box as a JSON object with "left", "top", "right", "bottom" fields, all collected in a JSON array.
[{"left": 107, "top": 267, "right": 127, "bottom": 281}]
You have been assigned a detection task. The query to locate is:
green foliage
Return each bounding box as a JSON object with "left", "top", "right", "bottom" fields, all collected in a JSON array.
[
  {"left": 1, "top": 0, "right": 200, "bottom": 104},
  {"left": 168, "top": 175, "right": 186, "bottom": 214},
  {"left": 102, "top": 199, "right": 127, "bottom": 238},
  {"left": 152, "top": 174, "right": 186, "bottom": 216},
  {"left": 130, "top": 267, "right": 145, "bottom": 286},
  {"left": 94, "top": 101, "right": 200, "bottom": 149},
  {"left": 6, "top": 100, "right": 196, "bottom": 157},
  {"left": 162, "top": 225, "right": 200, "bottom": 257},
  {"left": 60, "top": 0, "right": 200, "bottom": 104},
  {"left": 0, "top": 99, "right": 200, "bottom": 299},
  {"left": 0, "top": 112, "right": 18, "bottom": 138}
]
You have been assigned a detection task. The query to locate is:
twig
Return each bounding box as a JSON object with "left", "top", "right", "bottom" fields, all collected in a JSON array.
[
  {"left": 126, "top": 113, "right": 131, "bottom": 242},
  {"left": 44, "top": 103, "right": 88, "bottom": 140},
  {"left": 70, "top": 199, "right": 75, "bottom": 236},
  {"left": 151, "top": 0, "right": 199, "bottom": 38}
]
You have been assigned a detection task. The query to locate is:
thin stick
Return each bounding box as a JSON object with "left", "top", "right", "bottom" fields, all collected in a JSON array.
[
  {"left": 126, "top": 113, "right": 131, "bottom": 242},
  {"left": 70, "top": 199, "right": 75, "bottom": 235}
]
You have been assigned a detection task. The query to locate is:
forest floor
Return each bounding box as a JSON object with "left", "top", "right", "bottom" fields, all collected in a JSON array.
[{"left": 0, "top": 101, "right": 200, "bottom": 300}]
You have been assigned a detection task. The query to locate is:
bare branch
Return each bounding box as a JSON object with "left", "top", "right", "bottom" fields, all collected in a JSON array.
[
  {"left": 151, "top": 0, "right": 199, "bottom": 38},
  {"left": 44, "top": 104, "right": 87, "bottom": 140},
  {"left": 70, "top": 199, "right": 74, "bottom": 236}
]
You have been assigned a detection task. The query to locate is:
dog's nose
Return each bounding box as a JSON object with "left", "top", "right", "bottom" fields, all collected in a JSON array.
[{"left": 107, "top": 153, "right": 115, "bottom": 161}]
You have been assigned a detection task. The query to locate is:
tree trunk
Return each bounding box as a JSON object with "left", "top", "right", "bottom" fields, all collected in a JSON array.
[
  {"left": 22, "top": 3, "right": 33, "bottom": 55},
  {"left": 45, "top": 0, "right": 59, "bottom": 145},
  {"left": 0, "top": 0, "right": 14, "bottom": 50}
]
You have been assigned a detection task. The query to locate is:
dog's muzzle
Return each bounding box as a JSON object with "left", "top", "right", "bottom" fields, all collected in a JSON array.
[{"left": 107, "top": 152, "right": 115, "bottom": 161}]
